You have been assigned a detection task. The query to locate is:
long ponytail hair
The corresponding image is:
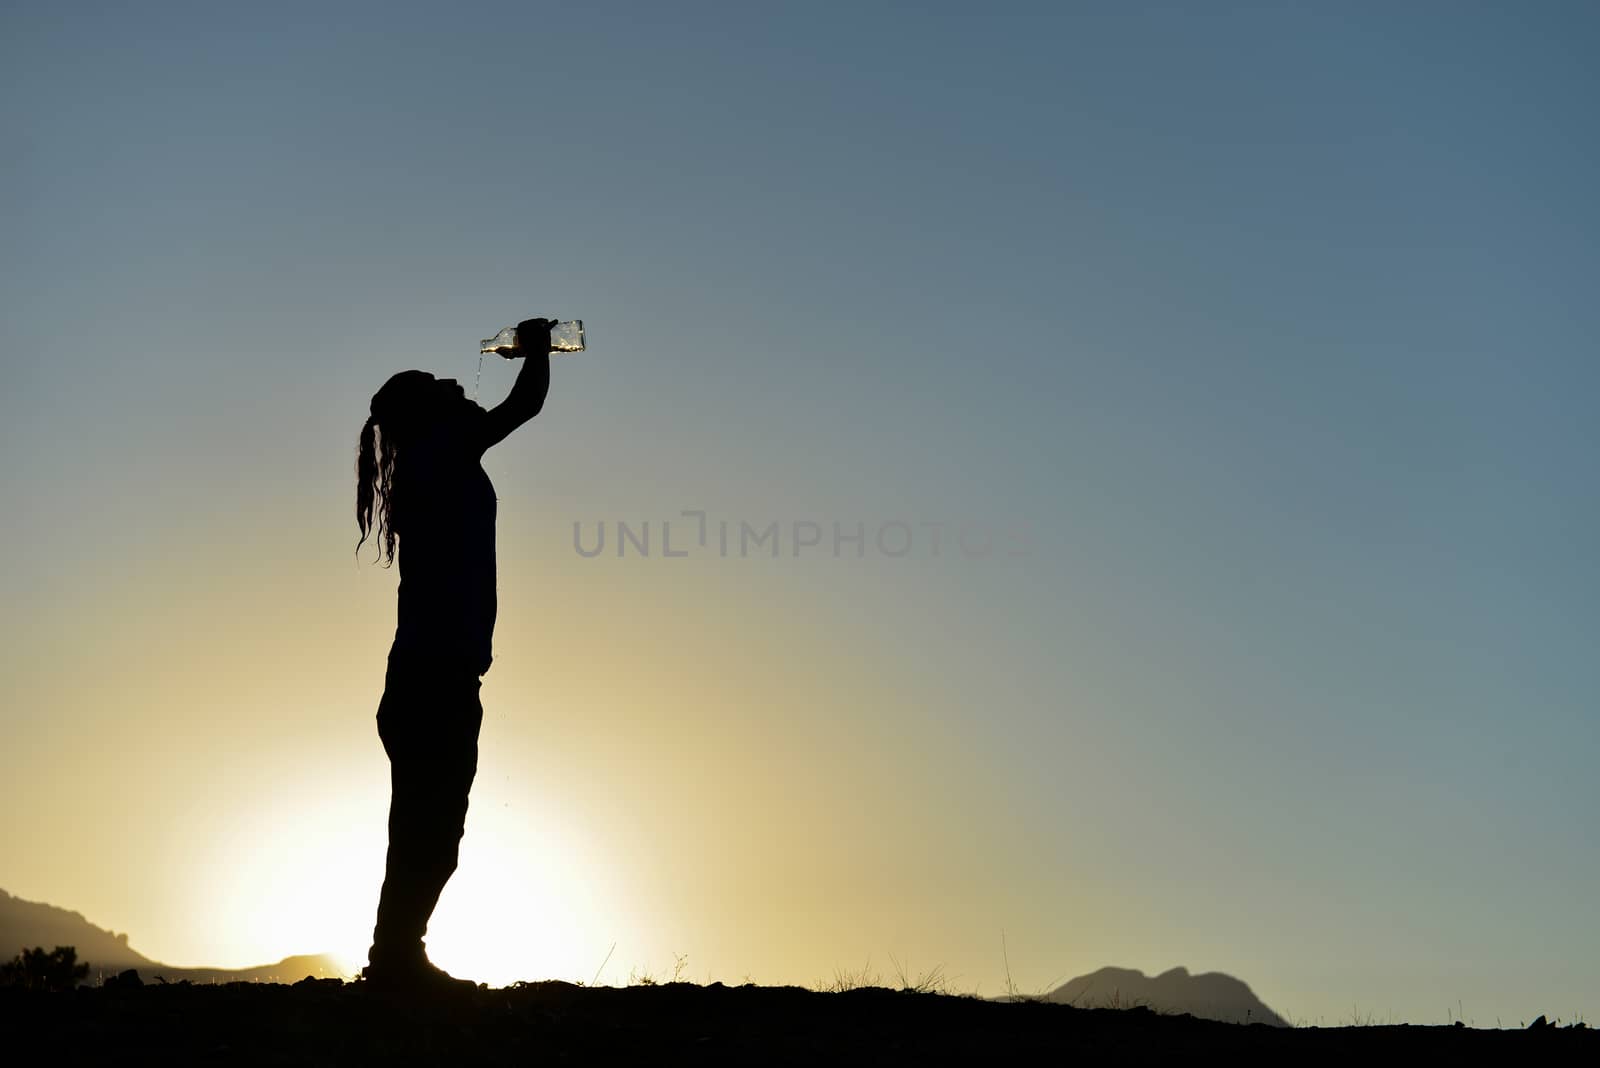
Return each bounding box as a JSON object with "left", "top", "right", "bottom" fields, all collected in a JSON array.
[
  {"left": 355, "top": 414, "right": 399, "bottom": 565},
  {"left": 356, "top": 369, "right": 437, "bottom": 565}
]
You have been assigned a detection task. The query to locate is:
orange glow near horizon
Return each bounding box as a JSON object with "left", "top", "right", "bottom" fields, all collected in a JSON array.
[{"left": 194, "top": 777, "right": 629, "bottom": 985}]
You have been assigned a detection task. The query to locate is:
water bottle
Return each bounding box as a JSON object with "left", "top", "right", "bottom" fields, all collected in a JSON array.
[{"left": 480, "top": 320, "right": 585, "bottom": 356}]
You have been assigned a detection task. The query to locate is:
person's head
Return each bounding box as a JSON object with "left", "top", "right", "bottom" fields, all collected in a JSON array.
[{"left": 354, "top": 370, "right": 477, "bottom": 563}]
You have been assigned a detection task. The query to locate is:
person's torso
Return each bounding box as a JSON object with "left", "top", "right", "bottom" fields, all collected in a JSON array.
[{"left": 391, "top": 450, "right": 498, "bottom": 675}]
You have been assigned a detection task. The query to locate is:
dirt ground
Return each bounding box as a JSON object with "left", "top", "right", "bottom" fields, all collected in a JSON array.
[{"left": 6, "top": 977, "right": 1594, "bottom": 1065}]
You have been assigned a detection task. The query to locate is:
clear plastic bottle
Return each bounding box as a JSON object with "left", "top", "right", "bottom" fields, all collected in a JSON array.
[{"left": 479, "top": 320, "right": 585, "bottom": 356}]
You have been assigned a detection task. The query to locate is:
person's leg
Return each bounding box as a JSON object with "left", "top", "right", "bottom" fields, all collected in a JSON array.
[{"left": 368, "top": 670, "right": 483, "bottom": 972}]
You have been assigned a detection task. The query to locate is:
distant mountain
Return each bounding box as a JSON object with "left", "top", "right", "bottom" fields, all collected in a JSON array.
[
  {"left": 0, "top": 888, "right": 153, "bottom": 971},
  {"left": 1041, "top": 966, "right": 1287, "bottom": 1027},
  {"left": 0, "top": 888, "right": 346, "bottom": 984}
]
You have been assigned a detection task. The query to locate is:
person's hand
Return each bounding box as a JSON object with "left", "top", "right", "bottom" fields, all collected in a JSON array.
[{"left": 513, "top": 318, "right": 557, "bottom": 357}]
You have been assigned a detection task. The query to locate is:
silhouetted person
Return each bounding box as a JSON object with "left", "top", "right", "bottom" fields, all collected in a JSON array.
[{"left": 353, "top": 319, "right": 554, "bottom": 989}]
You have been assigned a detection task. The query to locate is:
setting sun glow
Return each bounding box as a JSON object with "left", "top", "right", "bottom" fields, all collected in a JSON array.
[{"left": 198, "top": 781, "right": 621, "bottom": 986}]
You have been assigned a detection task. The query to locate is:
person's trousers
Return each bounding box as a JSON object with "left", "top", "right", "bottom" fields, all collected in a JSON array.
[{"left": 369, "top": 662, "right": 484, "bottom": 962}]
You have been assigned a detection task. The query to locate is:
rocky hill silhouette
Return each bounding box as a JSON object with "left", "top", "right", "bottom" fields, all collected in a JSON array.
[
  {"left": 1044, "top": 965, "right": 1287, "bottom": 1026},
  {"left": 1, "top": 888, "right": 153, "bottom": 972},
  {"left": 0, "top": 888, "right": 343, "bottom": 984}
]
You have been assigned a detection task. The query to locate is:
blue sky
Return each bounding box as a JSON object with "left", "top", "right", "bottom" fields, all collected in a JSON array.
[{"left": 3, "top": 1, "right": 1597, "bottom": 1023}]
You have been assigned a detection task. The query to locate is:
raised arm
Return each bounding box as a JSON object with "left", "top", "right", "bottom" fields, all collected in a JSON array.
[{"left": 480, "top": 319, "right": 553, "bottom": 451}]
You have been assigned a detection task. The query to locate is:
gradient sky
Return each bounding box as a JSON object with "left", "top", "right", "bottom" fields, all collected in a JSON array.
[{"left": 3, "top": 0, "right": 1597, "bottom": 1025}]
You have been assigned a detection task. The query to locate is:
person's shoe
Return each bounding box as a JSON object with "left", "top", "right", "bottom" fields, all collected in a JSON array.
[
  {"left": 412, "top": 958, "right": 479, "bottom": 992},
  {"left": 360, "top": 944, "right": 478, "bottom": 992}
]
